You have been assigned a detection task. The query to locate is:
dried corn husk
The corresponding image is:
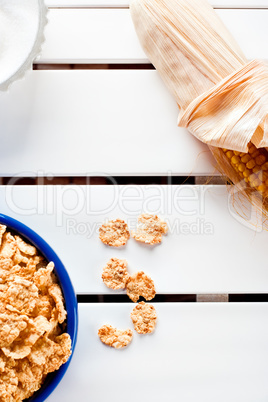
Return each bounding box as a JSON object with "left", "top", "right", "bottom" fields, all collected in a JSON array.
[
  {"left": 130, "top": 0, "right": 268, "bottom": 226},
  {"left": 178, "top": 60, "right": 268, "bottom": 152},
  {"left": 131, "top": 0, "right": 245, "bottom": 109}
]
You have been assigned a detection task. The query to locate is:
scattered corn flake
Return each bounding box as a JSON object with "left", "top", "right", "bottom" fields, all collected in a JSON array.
[
  {"left": 0, "top": 225, "right": 6, "bottom": 246},
  {"left": 102, "top": 258, "right": 129, "bottom": 290},
  {"left": 15, "top": 236, "right": 36, "bottom": 256},
  {"left": 132, "top": 214, "right": 168, "bottom": 245},
  {"left": 48, "top": 283, "right": 67, "bottom": 324},
  {"left": 131, "top": 301, "right": 157, "bottom": 334},
  {"left": 98, "top": 325, "right": 133, "bottom": 349},
  {"left": 0, "top": 233, "right": 17, "bottom": 259},
  {"left": 99, "top": 219, "right": 130, "bottom": 247},
  {"left": 126, "top": 271, "right": 156, "bottom": 303}
]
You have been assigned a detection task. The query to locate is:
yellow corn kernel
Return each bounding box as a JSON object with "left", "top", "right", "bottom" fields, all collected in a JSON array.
[
  {"left": 248, "top": 144, "right": 256, "bottom": 154},
  {"left": 263, "top": 172, "right": 268, "bottom": 181},
  {"left": 231, "top": 155, "right": 240, "bottom": 165},
  {"left": 233, "top": 151, "right": 240, "bottom": 156},
  {"left": 252, "top": 150, "right": 260, "bottom": 158},
  {"left": 257, "top": 184, "right": 266, "bottom": 193},
  {"left": 238, "top": 163, "right": 246, "bottom": 172},
  {"left": 262, "top": 162, "right": 268, "bottom": 171},
  {"left": 226, "top": 151, "right": 233, "bottom": 159},
  {"left": 256, "top": 154, "right": 266, "bottom": 165},
  {"left": 253, "top": 166, "right": 260, "bottom": 174},
  {"left": 246, "top": 159, "right": 256, "bottom": 170},
  {"left": 241, "top": 154, "right": 251, "bottom": 164},
  {"left": 243, "top": 169, "right": 251, "bottom": 178}
]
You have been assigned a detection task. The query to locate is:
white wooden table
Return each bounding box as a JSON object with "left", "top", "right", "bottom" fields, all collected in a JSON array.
[{"left": 1, "top": 1, "right": 268, "bottom": 401}]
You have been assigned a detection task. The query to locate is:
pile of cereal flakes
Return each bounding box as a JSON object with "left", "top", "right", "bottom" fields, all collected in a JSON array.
[
  {"left": 98, "top": 214, "right": 167, "bottom": 349},
  {"left": 0, "top": 224, "right": 72, "bottom": 402}
]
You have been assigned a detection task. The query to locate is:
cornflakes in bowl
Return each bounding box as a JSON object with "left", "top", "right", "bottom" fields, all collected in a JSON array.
[{"left": 0, "top": 214, "right": 78, "bottom": 402}]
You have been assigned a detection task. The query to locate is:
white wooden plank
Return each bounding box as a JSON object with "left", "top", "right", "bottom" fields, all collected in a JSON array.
[
  {"left": 39, "top": 9, "right": 268, "bottom": 63},
  {"left": 1, "top": 185, "right": 268, "bottom": 294},
  {"left": 41, "top": 9, "right": 147, "bottom": 63},
  {"left": 212, "top": 0, "right": 268, "bottom": 7},
  {"left": 47, "top": 303, "right": 268, "bottom": 402},
  {"left": 0, "top": 70, "right": 215, "bottom": 177},
  {"left": 45, "top": 0, "right": 268, "bottom": 9}
]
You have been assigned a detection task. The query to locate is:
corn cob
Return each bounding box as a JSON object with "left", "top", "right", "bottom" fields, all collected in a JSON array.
[
  {"left": 215, "top": 145, "right": 268, "bottom": 196},
  {"left": 131, "top": 0, "right": 268, "bottom": 219}
]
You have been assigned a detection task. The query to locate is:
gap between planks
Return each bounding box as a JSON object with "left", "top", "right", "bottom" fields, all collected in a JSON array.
[
  {"left": 0, "top": 176, "right": 195, "bottom": 185},
  {"left": 33, "top": 63, "right": 154, "bottom": 69},
  {"left": 77, "top": 294, "right": 268, "bottom": 303},
  {"left": 0, "top": 176, "right": 229, "bottom": 185}
]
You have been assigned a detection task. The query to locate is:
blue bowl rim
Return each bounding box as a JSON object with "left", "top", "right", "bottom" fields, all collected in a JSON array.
[{"left": 0, "top": 213, "right": 78, "bottom": 402}]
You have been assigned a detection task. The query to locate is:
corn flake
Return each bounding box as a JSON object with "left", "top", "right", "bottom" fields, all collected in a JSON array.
[
  {"left": 0, "top": 225, "right": 6, "bottom": 247},
  {"left": 102, "top": 258, "right": 129, "bottom": 289},
  {"left": 0, "top": 227, "right": 72, "bottom": 401},
  {"left": 5, "top": 276, "right": 39, "bottom": 315},
  {"left": 32, "top": 295, "right": 54, "bottom": 320},
  {"left": 48, "top": 284, "right": 67, "bottom": 324},
  {"left": 99, "top": 219, "right": 130, "bottom": 247},
  {"left": 33, "top": 262, "right": 54, "bottom": 294},
  {"left": 0, "top": 233, "right": 16, "bottom": 259},
  {"left": 0, "top": 257, "right": 13, "bottom": 271},
  {"left": 0, "top": 358, "right": 18, "bottom": 402},
  {"left": 2, "top": 316, "right": 51, "bottom": 360},
  {"left": 15, "top": 236, "right": 37, "bottom": 256},
  {"left": 131, "top": 301, "right": 157, "bottom": 334},
  {"left": 98, "top": 325, "right": 133, "bottom": 349},
  {"left": 132, "top": 214, "right": 168, "bottom": 245},
  {"left": 28, "top": 334, "right": 71, "bottom": 374},
  {"left": 0, "top": 313, "right": 28, "bottom": 348},
  {"left": 126, "top": 271, "right": 156, "bottom": 302}
]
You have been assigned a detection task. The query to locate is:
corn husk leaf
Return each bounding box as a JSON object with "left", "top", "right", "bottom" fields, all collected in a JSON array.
[{"left": 130, "top": 0, "right": 268, "bottom": 152}]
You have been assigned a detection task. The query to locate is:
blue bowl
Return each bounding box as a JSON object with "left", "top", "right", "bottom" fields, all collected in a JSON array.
[{"left": 0, "top": 213, "right": 78, "bottom": 402}]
